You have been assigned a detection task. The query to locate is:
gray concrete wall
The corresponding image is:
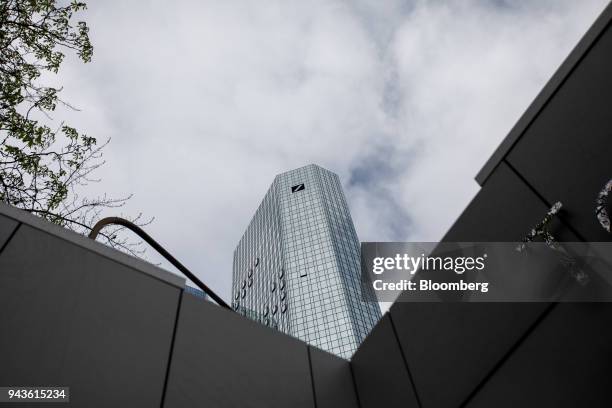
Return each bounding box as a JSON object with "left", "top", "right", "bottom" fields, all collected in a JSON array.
[{"left": 0, "top": 204, "right": 358, "bottom": 408}]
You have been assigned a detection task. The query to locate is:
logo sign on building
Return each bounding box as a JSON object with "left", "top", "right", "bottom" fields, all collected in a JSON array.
[{"left": 291, "top": 184, "right": 305, "bottom": 193}]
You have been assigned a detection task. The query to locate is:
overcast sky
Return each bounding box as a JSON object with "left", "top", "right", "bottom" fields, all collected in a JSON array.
[{"left": 54, "top": 0, "right": 607, "bottom": 303}]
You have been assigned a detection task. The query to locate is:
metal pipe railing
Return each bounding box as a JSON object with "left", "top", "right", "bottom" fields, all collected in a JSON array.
[{"left": 88, "top": 217, "right": 230, "bottom": 309}]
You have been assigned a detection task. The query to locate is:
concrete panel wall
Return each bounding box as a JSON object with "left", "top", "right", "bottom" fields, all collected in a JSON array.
[
  {"left": 442, "top": 162, "right": 579, "bottom": 243},
  {"left": 507, "top": 21, "right": 612, "bottom": 243},
  {"left": 309, "top": 347, "right": 359, "bottom": 408},
  {"left": 461, "top": 7, "right": 612, "bottom": 407},
  {"left": 0, "top": 221, "right": 181, "bottom": 407},
  {"left": 387, "top": 163, "right": 577, "bottom": 408},
  {"left": 465, "top": 303, "right": 612, "bottom": 407},
  {"left": 351, "top": 315, "right": 419, "bottom": 408},
  {"left": 163, "top": 293, "right": 315, "bottom": 408},
  {"left": 0, "top": 204, "right": 360, "bottom": 408}
]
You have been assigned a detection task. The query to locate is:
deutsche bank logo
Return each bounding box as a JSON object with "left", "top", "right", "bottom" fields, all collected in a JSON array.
[{"left": 291, "top": 184, "right": 305, "bottom": 193}]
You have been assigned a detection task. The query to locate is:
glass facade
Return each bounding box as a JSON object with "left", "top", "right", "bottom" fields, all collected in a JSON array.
[
  {"left": 184, "top": 285, "right": 208, "bottom": 300},
  {"left": 232, "top": 164, "right": 381, "bottom": 359}
]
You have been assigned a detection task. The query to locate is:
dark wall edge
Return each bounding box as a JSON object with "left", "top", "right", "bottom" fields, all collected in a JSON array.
[
  {"left": 0, "top": 202, "right": 185, "bottom": 288},
  {"left": 0, "top": 218, "right": 20, "bottom": 255},
  {"left": 161, "top": 289, "right": 185, "bottom": 407},
  {"left": 475, "top": 1, "right": 612, "bottom": 186},
  {"left": 458, "top": 302, "right": 558, "bottom": 407},
  {"left": 387, "top": 313, "right": 423, "bottom": 408},
  {"left": 306, "top": 346, "right": 319, "bottom": 408}
]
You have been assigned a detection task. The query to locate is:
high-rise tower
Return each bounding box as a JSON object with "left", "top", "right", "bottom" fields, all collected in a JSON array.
[{"left": 232, "top": 164, "right": 381, "bottom": 358}]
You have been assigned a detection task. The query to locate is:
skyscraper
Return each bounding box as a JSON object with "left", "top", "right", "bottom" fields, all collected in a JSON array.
[{"left": 232, "top": 164, "right": 381, "bottom": 359}]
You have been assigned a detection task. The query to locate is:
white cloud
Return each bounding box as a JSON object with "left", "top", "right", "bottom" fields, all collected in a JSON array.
[
  {"left": 372, "top": 0, "right": 608, "bottom": 242},
  {"left": 53, "top": 0, "right": 607, "bottom": 301}
]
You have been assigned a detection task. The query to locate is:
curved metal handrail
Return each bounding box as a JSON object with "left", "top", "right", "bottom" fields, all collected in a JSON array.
[{"left": 88, "top": 217, "right": 230, "bottom": 310}]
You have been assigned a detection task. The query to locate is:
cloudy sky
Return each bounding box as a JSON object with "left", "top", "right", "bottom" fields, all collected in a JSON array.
[{"left": 54, "top": 0, "right": 607, "bottom": 303}]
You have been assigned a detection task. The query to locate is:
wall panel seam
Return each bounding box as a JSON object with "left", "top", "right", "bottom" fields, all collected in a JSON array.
[
  {"left": 0, "top": 222, "right": 20, "bottom": 256},
  {"left": 503, "top": 159, "right": 588, "bottom": 242},
  {"left": 348, "top": 359, "right": 363, "bottom": 408},
  {"left": 388, "top": 314, "right": 423, "bottom": 408},
  {"left": 160, "top": 290, "right": 184, "bottom": 408},
  {"left": 458, "top": 160, "right": 575, "bottom": 405},
  {"left": 307, "top": 347, "right": 318, "bottom": 408},
  {"left": 458, "top": 302, "right": 558, "bottom": 407}
]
